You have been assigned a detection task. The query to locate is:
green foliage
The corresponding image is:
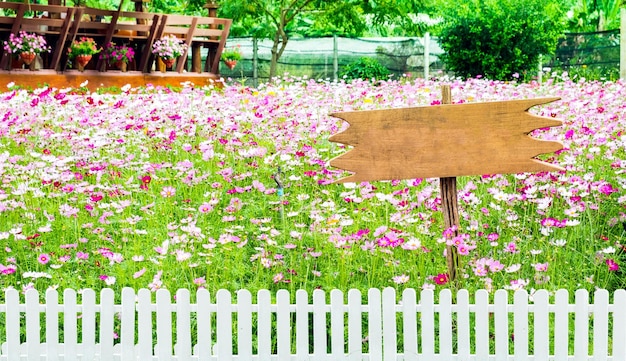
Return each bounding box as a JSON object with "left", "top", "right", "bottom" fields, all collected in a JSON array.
[
  {"left": 437, "top": 0, "right": 565, "bottom": 80},
  {"left": 566, "top": 0, "right": 622, "bottom": 31},
  {"left": 340, "top": 57, "right": 390, "bottom": 82},
  {"left": 361, "top": 0, "right": 435, "bottom": 36}
]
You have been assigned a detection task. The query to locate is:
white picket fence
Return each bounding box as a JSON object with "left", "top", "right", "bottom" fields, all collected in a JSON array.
[{"left": 1, "top": 288, "right": 625, "bottom": 361}]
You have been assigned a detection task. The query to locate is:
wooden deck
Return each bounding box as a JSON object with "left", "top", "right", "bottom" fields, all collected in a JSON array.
[{"left": 0, "top": 69, "right": 222, "bottom": 91}]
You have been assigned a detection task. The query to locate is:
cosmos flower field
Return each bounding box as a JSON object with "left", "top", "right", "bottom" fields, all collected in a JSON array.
[{"left": 0, "top": 74, "right": 624, "bottom": 298}]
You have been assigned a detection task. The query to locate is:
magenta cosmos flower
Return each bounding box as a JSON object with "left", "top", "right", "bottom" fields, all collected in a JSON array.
[{"left": 37, "top": 253, "right": 51, "bottom": 265}]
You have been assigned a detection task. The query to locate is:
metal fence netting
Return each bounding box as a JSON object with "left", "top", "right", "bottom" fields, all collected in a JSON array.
[
  {"left": 218, "top": 37, "right": 444, "bottom": 84},
  {"left": 544, "top": 29, "right": 620, "bottom": 79}
]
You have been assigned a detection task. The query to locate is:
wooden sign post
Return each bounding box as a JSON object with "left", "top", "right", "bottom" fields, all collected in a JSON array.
[{"left": 329, "top": 85, "right": 563, "bottom": 283}]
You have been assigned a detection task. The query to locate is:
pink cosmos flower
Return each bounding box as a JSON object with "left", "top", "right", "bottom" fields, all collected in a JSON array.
[
  {"left": 273, "top": 272, "right": 284, "bottom": 283},
  {"left": 606, "top": 259, "right": 619, "bottom": 271},
  {"left": 38, "top": 253, "right": 51, "bottom": 265},
  {"left": 505, "top": 242, "right": 519, "bottom": 253},
  {"left": 133, "top": 268, "right": 146, "bottom": 279},
  {"left": 198, "top": 203, "right": 213, "bottom": 213},
  {"left": 434, "top": 273, "right": 449, "bottom": 285},
  {"left": 160, "top": 186, "right": 176, "bottom": 198},
  {"left": 392, "top": 274, "right": 410, "bottom": 284},
  {"left": 533, "top": 263, "right": 549, "bottom": 272}
]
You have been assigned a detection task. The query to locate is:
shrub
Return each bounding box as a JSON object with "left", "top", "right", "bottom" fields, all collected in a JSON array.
[
  {"left": 340, "top": 57, "right": 390, "bottom": 82},
  {"left": 437, "top": 0, "right": 565, "bottom": 80}
]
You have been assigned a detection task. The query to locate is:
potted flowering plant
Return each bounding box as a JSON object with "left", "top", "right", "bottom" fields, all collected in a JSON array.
[
  {"left": 152, "top": 34, "right": 188, "bottom": 71},
  {"left": 101, "top": 42, "right": 135, "bottom": 72},
  {"left": 3, "top": 31, "right": 49, "bottom": 69},
  {"left": 221, "top": 45, "right": 242, "bottom": 70},
  {"left": 67, "top": 37, "right": 100, "bottom": 71}
]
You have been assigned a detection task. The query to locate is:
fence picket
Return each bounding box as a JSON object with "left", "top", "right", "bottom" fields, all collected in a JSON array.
[
  {"left": 276, "top": 289, "right": 290, "bottom": 361},
  {"left": 100, "top": 288, "right": 115, "bottom": 359},
  {"left": 45, "top": 288, "right": 60, "bottom": 361},
  {"left": 368, "top": 288, "right": 383, "bottom": 361},
  {"left": 257, "top": 289, "right": 271, "bottom": 361},
  {"left": 401, "top": 289, "right": 417, "bottom": 361},
  {"left": 475, "top": 290, "right": 489, "bottom": 361},
  {"left": 176, "top": 289, "right": 192, "bottom": 359},
  {"left": 554, "top": 289, "right": 569, "bottom": 360},
  {"left": 439, "top": 289, "right": 453, "bottom": 361},
  {"left": 137, "top": 289, "right": 153, "bottom": 360},
  {"left": 513, "top": 290, "right": 528, "bottom": 361},
  {"left": 614, "top": 290, "right": 626, "bottom": 359},
  {"left": 331, "top": 289, "right": 345, "bottom": 360},
  {"left": 25, "top": 289, "right": 40, "bottom": 361},
  {"left": 81, "top": 289, "right": 96, "bottom": 361},
  {"left": 574, "top": 289, "right": 589, "bottom": 361},
  {"left": 593, "top": 289, "right": 609, "bottom": 361},
  {"left": 236, "top": 289, "right": 253, "bottom": 360},
  {"left": 2, "top": 288, "right": 626, "bottom": 361},
  {"left": 6, "top": 289, "right": 19, "bottom": 361},
  {"left": 382, "top": 288, "right": 397, "bottom": 361},
  {"left": 532, "top": 290, "right": 549, "bottom": 361},
  {"left": 216, "top": 289, "right": 233, "bottom": 361},
  {"left": 456, "top": 289, "right": 470, "bottom": 360},
  {"left": 494, "top": 289, "right": 509, "bottom": 361},
  {"left": 313, "top": 289, "right": 327, "bottom": 360},
  {"left": 64, "top": 289, "right": 78, "bottom": 361},
  {"left": 419, "top": 289, "right": 434, "bottom": 360},
  {"left": 348, "top": 289, "right": 363, "bottom": 361},
  {"left": 120, "top": 288, "right": 136, "bottom": 361},
  {"left": 295, "top": 290, "right": 309, "bottom": 360},
  {"left": 155, "top": 289, "right": 172, "bottom": 359},
  {"left": 196, "top": 289, "right": 213, "bottom": 361}
]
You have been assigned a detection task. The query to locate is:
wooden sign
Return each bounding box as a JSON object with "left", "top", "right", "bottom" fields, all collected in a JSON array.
[{"left": 329, "top": 98, "right": 564, "bottom": 183}]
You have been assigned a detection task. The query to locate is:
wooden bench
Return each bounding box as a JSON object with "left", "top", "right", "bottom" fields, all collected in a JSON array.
[
  {"left": 0, "top": 3, "right": 231, "bottom": 74},
  {"left": 152, "top": 13, "right": 231, "bottom": 73},
  {"left": 0, "top": 3, "right": 75, "bottom": 71},
  {"left": 65, "top": 7, "right": 161, "bottom": 72}
]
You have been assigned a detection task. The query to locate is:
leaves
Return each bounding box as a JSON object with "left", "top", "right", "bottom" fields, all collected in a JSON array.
[{"left": 438, "top": 0, "right": 565, "bottom": 80}]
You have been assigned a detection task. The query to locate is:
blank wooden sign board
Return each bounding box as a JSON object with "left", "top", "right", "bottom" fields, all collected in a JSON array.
[{"left": 329, "top": 86, "right": 563, "bottom": 282}]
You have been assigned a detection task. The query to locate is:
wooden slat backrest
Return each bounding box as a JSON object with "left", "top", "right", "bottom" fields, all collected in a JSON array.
[{"left": 155, "top": 14, "right": 231, "bottom": 74}]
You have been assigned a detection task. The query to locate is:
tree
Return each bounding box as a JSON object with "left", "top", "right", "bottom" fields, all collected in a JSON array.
[
  {"left": 437, "top": 0, "right": 565, "bottom": 80},
  {"left": 218, "top": 0, "right": 362, "bottom": 79}
]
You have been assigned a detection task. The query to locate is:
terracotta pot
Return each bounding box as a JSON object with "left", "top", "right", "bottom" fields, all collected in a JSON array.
[
  {"left": 162, "top": 57, "right": 175, "bottom": 69},
  {"left": 75, "top": 54, "right": 92, "bottom": 72},
  {"left": 19, "top": 52, "right": 36, "bottom": 66},
  {"left": 224, "top": 59, "right": 237, "bottom": 70},
  {"left": 115, "top": 61, "right": 128, "bottom": 72}
]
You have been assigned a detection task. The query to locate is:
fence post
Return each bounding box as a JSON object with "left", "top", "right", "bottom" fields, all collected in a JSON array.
[
  {"left": 424, "top": 32, "right": 430, "bottom": 78},
  {"left": 621, "top": 8, "right": 626, "bottom": 79},
  {"left": 252, "top": 37, "right": 259, "bottom": 87},
  {"left": 333, "top": 34, "right": 338, "bottom": 82}
]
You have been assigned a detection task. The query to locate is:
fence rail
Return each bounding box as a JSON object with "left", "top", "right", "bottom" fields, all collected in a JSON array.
[{"left": 1, "top": 288, "right": 625, "bottom": 360}]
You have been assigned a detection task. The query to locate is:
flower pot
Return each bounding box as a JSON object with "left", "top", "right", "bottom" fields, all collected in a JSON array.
[
  {"left": 75, "top": 54, "right": 92, "bottom": 72},
  {"left": 224, "top": 59, "right": 237, "bottom": 70},
  {"left": 161, "top": 57, "right": 176, "bottom": 71},
  {"left": 19, "top": 52, "right": 36, "bottom": 66},
  {"left": 115, "top": 61, "right": 128, "bottom": 72}
]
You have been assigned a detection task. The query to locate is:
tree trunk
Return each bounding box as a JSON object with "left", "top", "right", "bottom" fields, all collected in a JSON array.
[{"left": 268, "top": 13, "right": 289, "bottom": 80}]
